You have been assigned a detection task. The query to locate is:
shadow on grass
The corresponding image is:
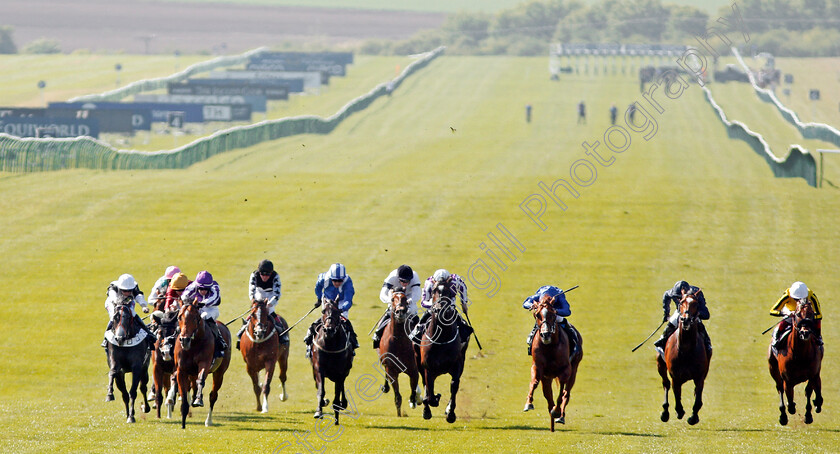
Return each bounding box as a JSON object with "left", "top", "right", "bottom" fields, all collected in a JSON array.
[{"left": 365, "top": 425, "right": 432, "bottom": 431}]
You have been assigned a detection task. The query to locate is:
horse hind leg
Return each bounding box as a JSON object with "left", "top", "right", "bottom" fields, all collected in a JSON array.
[
  {"left": 391, "top": 372, "right": 403, "bottom": 417},
  {"left": 409, "top": 369, "right": 420, "bottom": 409},
  {"left": 785, "top": 382, "right": 796, "bottom": 415},
  {"left": 813, "top": 375, "right": 823, "bottom": 413},
  {"left": 445, "top": 374, "right": 460, "bottom": 424},
  {"left": 687, "top": 379, "right": 704, "bottom": 425},
  {"left": 673, "top": 381, "right": 685, "bottom": 420}
]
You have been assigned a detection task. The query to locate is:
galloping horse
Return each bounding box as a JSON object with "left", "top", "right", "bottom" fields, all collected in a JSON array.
[
  {"left": 171, "top": 301, "right": 231, "bottom": 428},
  {"left": 311, "top": 298, "right": 354, "bottom": 424},
  {"left": 378, "top": 290, "right": 421, "bottom": 416},
  {"left": 150, "top": 310, "right": 178, "bottom": 418},
  {"left": 105, "top": 302, "right": 151, "bottom": 423},
  {"left": 240, "top": 298, "right": 289, "bottom": 413},
  {"left": 656, "top": 290, "right": 711, "bottom": 425},
  {"left": 768, "top": 300, "right": 823, "bottom": 425},
  {"left": 523, "top": 294, "right": 583, "bottom": 431},
  {"left": 416, "top": 282, "right": 468, "bottom": 423}
]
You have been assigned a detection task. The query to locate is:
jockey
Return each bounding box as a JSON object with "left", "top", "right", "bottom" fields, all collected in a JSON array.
[
  {"left": 770, "top": 281, "right": 823, "bottom": 348},
  {"left": 102, "top": 273, "right": 155, "bottom": 347},
  {"left": 653, "top": 280, "right": 712, "bottom": 354},
  {"left": 372, "top": 264, "right": 422, "bottom": 349},
  {"left": 163, "top": 272, "right": 190, "bottom": 313},
  {"left": 523, "top": 285, "right": 578, "bottom": 357},
  {"left": 303, "top": 263, "right": 359, "bottom": 357},
  {"left": 182, "top": 270, "right": 227, "bottom": 357},
  {"left": 236, "top": 259, "right": 287, "bottom": 350},
  {"left": 148, "top": 265, "right": 180, "bottom": 310},
  {"left": 409, "top": 269, "right": 473, "bottom": 346}
]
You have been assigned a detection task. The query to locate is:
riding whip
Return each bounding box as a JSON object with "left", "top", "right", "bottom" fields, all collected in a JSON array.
[
  {"left": 279, "top": 305, "right": 320, "bottom": 338},
  {"left": 631, "top": 319, "right": 666, "bottom": 352},
  {"left": 368, "top": 308, "right": 389, "bottom": 335},
  {"left": 762, "top": 319, "right": 781, "bottom": 335},
  {"left": 463, "top": 311, "right": 483, "bottom": 350},
  {"left": 224, "top": 308, "right": 253, "bottom": 327}
]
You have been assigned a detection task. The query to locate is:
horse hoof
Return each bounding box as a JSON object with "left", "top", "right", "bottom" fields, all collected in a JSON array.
[
  {"left": 805, "top": 413, "right": 813, "bottom": 424},
  {"left": 314, "top": 411, "right": 323, "bottom": 419},
  {"left": 105, "top": 394, "right": 114, "bottom": 402},
  {"left": 554, "top": 416, "right": 565, "bottom": 425},
  {"left": 780, "top": 413, "right": 788, "bottom": 426},
  {"left": 788, "top": 405, "right": 796, "bottom": 415},
  {"left": 446, "top": 411, "right": 456, "bottom": 423},
  {"left": 660, "top": 411, "right": 669, "bottom": 422},
  {"left": 127, "top": 416, "right": 135, "bottom": 423},
  {"left": 143, "top": 404, "right": 151, "bottom": 413},
  {"left": 381, "top": 382, "right": 390, "bottom": 393},
  {"left": 423, "top": 407, "right": 432, "bottom": 420},
  {"left": 816, "top": 407, "right": 822, "bottom": 414},
  {"left": 280, "top": 394, "right": 288, "bottom": 402},
  {"left": 410, "top": 401, "right": 416, "bottom": 409},
  {"left": 192, "top": 400, "right": 204, "bottom": 408},
  {"left": 688, "top": 415, "right": 699, "bottom": 425},
  {"left": 676, "top": 409, "right": 685, "bottom": 419},
  {"left": 523, "top": 403, "right": 534, "bottom": 412}
]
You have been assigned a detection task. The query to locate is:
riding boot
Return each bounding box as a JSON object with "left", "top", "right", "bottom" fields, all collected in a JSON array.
[
  {"left": 372, "top": 310, "right": 391, "bottom": 349},
  {"left": 653, "top": 323, "right": 677, "bottom": 349},
  {"left": 304, "top": 320, "right": 319, "bottom": 358},
  {"left": 206, "top": 320, "right": 227, "bottom": 358},
  {"left": 343, "top": 319, "right": 359, "bottom": 351},
  {"left": 410, "top": 312, "right": 431, "bottom": 345},
  {"left": 526, "top": 323, "right": 538, "bottom": 356},
  {"left": 816, "top": 321, "right": 824, "bottom": 346},
  {"left": 699, "top": 322, "right": 712, "bottom": 354},
  {"left": 273, "top": 315, "right": 289, "bottom": 345},
  {"left": 560, "top": 319, "right": 579, "bottom": 357},
  {"left": 771, "top": 322, "right": 791, "bottom": 350},
  {"left": 134, "top": 314, "right": 156, "bottom": 349},
  {"left": 458, "top": 316, "right": 473, "bottom": 343},
  {"left": 235, "top": 321, "right": 247, "bottom": 350},
  {"left": 102, "top": 320, "right": 113, "bottom": 348}
]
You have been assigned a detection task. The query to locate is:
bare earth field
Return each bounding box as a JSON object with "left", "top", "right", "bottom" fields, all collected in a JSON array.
[{"left": 2, "top": 0, "right": 445, "bottom": 54}]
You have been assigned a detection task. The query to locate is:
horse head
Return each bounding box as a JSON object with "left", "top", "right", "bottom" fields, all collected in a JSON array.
[
  {"left": 794, "top": 300, "right": 817, "bottom": 342},
  {"left": 391, "top": 290, "right": 409, "bottom": 324},
  {"left": 178, "top": 300, "right": 201, "bottom": 351},
  {"left": 152, "top": 310, "right": 179, "bottom": 361},
  {"left": 321, "top": 298, "right": 341, "bottom": 341},
  {"left": 249, "top": 298, "right": 273, "bottom": 342},
  {"left": 678, "top": 291, "right": 700, "bottom": 331},
  {"left": 534, "top": 295, "right": 558, "bottom": 344},
  {"left": 112, "top": 300, "right": 137, "bottom": 346}
]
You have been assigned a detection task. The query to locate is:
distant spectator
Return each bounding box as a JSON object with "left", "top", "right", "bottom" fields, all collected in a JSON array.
[
  {"left": 609, "top": 104, "right": 617, "bottom": 125},
  {"left": 628, "top": 103, "right": 637, "bottom": 125},
  {"left": 577, "top": 101, "right": 586, "bottom": 124},
  {"left": 525, "top": 104, "right": 532, "bottom": 123}
]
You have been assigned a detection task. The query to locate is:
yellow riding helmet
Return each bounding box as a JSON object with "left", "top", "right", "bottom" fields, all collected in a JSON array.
[{"left": 169, "top": 273, "right": 190, "bottom": 291}]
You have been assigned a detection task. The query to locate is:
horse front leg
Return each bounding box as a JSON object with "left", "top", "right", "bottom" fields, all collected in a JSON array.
[
  {"left": 687, "top": 378, "right": 704, "bottom": 425},
  {"left": 139, "top": 366, "right": 151, "bottom": 414},
  {"left": 333, "top": 379, "right": 345, "bottom": 426},
  {"left": 657, "top": 355, "right": 670, "bottom": 422},
  {"left": 524, "top": 364, "right": 540, "bottom": 412},
  {"left": 390, "top": 367, "right": 403, "bottom": 417},
  {"left": 813, "top": 374, "right": 823, "bottom": 414},
  {"left": 445, "top": 374, "right": 460, "bottom": 424},
  {"left": 206, "top": 368, "right": 226, "bottom": 427},
  {"left": 408, "top": 367, "right": 420, "bottom": 409},
  {"left": 176, "top": 371, "right": 190, "bottom": 429},
  {"left": 805, "top": 380, "right": 814, "bottom": 424},
  {"left": 247, "top": 366, "right": 262, "bottom": 412},
  {"left": 114, "top": 371, "right": 131, "bottom": 423},
  {"left": 673, "top": 380, "right": 685, "bottom": 420},
  {"left": 784, "top": 381, "right": 796, "bottom": 415},
  {"left": 192, "top": 365, "right": 209, "bottom": 407},
  {"left": 262, "top": 360, "right": 276, "bottom": 414},
  {"left": 541, "top": 377, "right": 555, "bottom": 432},
  {"left": 422, "top": 369, "right": 435, "bottom": 420},
  {"left": 314, "top": 374, "right": 325, "bottom": 419},
  {"left": 277, "top": 345, "right": 289, "bottom": 402}
]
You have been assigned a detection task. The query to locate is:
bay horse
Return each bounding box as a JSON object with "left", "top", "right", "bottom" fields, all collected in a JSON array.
[
  {"left": 378, "top": 290, "right": 421, "bottom": 416},
  {"left": 416, "top": 282, "right": 468, "bottom": 423},
  {"left": 311, "top": 298, "right": 354, "bottom": 424},
  {"left": 240, "top": 298, "right": 289, "bottom": 413},
  {"left": 656, "top": 290, "right": 711, "bottom": 425},
  {"left": 172, "top": 301, "right": 232, "bottom": 428},
  {"left": 523, "top": 295, "right": 583, "bottom": 431},
  {"left": 105, "top": 302, "right": 151, "bottom": 423},
  {"left": 150, "top": 310, "right": 178, "bottom": 418},
  {"left": 768, "top": 300, "right": 823, "bottom": 425}
]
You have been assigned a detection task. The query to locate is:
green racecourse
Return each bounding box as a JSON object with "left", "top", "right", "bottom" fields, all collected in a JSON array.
[{"left": 0, "top": 55, "right": 839, "bottom": 453}]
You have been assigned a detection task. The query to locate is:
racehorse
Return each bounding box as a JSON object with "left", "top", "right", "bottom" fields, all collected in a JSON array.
[
  {"left": 240, "top": 298, "right": 289, "bottom": 413},
  {"left": 378, "top": 290, "right": 421, "bottom": 416},
  {"left": 105, "top": 302, "right": 151, "bottom": 423},
  {"left": 310, "top": 298, "right": 354, "bottom": 424},
  {"left": 523, "top": 294, "right": 583, "bottom": 432},
  {"left": 416, "top": 282, "right": 468, "bottom": 423},
  {"left": 768, "top": 300, "right": 823, "bottom": 425},
  {"left": 172, "top": 300, "right": 232, "bottom": 428},
  {"left": 656, "top": 290, "right": 711, "bottom": 425},
  {"left": 150, "top": 310, "right": 178, "bottom": 418}
]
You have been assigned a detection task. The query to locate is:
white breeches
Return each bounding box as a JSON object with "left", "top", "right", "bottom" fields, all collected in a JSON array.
[
  {"left": 668, "top": 311, "right": 680, "bottom": 327},
  {"left": 254, "top": 288, "right": 279, "bottom": 315},
  {"left": 200, "top": 305, "right": 220, "bottom": 321}
]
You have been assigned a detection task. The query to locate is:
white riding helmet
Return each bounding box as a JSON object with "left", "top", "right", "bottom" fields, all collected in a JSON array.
[
  {"left": 790, "top": 281, "right": 809, "bottom": 300},
  {"left": 433, "top": 269, "right": 451, "bottom": 283},
  {"left": 329, "top": 263, "right": 346, "bottom": 281},
  {"left": 116, "top": 274, "right": 137, "bottom": 291}
]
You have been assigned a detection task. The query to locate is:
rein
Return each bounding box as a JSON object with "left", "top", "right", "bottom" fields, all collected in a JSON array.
[{"left": 314, "top": 326, "right": 351, "bottom": 353}]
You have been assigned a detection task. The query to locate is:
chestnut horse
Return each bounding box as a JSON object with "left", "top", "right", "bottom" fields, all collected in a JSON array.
[
  {"left": 768, "top": 300, "right": 823, "bottom": 425},
  {"left": 416, "top": 282, "right": 468, "bottom": 423},
  {"left": 150, "top": 310, "right": 178, "bottom": 418},
  {"left": 104, "top": 303, "right": 151, "bottom": 423},
  {"left": 172, "top": 301, "right": 232, "bottom": 428},
  {"left": 311, "top": 298, "right": 354, "bottom": 424},
  {"left": 240, "top": 298, "right": 289, "bottom": 413},
  {"left": 378, "top": 290, "right": 421, "bottom": 416},
  {"left": 656, "top": 291, "right": 711, "bottom": 425},
  {"left": 523, "top": 295, "right": 583, "bottom": 431}
]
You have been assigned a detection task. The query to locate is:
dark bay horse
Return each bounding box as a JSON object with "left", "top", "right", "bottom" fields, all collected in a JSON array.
[
  {"left": 311, "top": 298, "right": 354, "bottom": 424},
  {"left": 173, "top": 301, "right": 232, "bottom": 428},
  {"left": 657, "top": 291, "right": 711, "bottom": 425},
  {"left": 768, "top": 300, "right": 823, "bottom": 425},
  {"left": 379, "top": 290, "right": 421, "bottom": 416},
  {"left": 150, "top": 310, "right": 178, "bottom": 419},
  {"left": 416, "top": 283, "right": 468, "bottom": 423},
  {"left": 240, "top": 299, "right": 289, "bottom": 413},
  {"left": 105, "top": 303, "right": 151, "bottom": 423},
  {"left": 523, "top": 295, "right": 583, "bottom": 431}
]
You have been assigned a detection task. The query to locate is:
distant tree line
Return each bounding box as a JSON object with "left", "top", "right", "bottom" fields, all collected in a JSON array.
[
  {"left": 362, "top": 0, "right": 840, "bottom": 57},
  {"left": 0, "top": 27, "right": 61, "bottom": 54}
]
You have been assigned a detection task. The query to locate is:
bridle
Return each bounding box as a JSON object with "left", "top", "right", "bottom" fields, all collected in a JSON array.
[{"left": 246, "top": 300, "right": 276, "bottom": 344}]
